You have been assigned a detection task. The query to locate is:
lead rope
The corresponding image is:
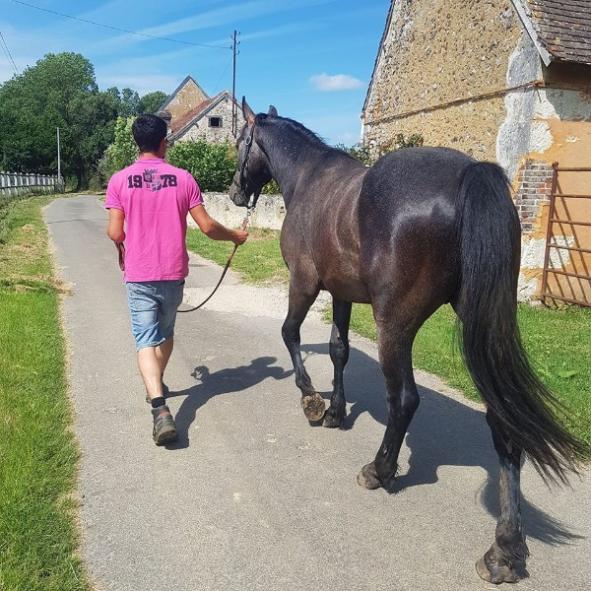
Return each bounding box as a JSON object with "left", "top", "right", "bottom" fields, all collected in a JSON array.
[{"left": 177, "top": 207, "right": 253, "bottom": 314}]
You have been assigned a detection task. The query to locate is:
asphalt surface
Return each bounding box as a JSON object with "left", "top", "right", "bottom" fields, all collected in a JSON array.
[{"left": 45, "top": 195, "right": 590, "bottom": 591}]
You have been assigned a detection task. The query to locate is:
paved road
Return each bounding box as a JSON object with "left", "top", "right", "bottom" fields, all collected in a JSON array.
[{"left": 45, "top": 195, "right": 590, "bottom": 591}]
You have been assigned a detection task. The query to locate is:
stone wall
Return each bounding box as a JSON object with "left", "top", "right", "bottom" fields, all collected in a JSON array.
[
  {"left": 363, "top": 0, "right": 591, "bottom": 303},
  {"left": 189, "top": 193, "right": 285, "bottom": 231},
  {"left": 176, "top": 95, "right": 244, "bottom": 144},
  {"left": 363, "top": 0, "right": 522, "bottom": 161}
]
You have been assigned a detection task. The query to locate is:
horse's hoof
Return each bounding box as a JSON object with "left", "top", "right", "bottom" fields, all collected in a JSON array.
[
  {"left": 476, "top": 556, "right": 525, "bottom": 584},
  {"left": 323, "top": 407, "right": 344, "bottom": 428},
  {"left": 357, "top": 462, "right": 381, "bottom": 490},
  {"left": 301, "top": 393, "right": 325, "bottom": 423}
]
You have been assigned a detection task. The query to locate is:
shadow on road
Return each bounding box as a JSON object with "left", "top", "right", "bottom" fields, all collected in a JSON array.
[
  {"left": 301, "top": 342, "right": 584, "bottom": 547},
  {"left": 165, "top": 356, "right": 292, "bottom": 450}
]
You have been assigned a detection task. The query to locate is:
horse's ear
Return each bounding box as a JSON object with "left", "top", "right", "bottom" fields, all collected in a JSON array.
[
  {"left": 267, "top": 105, "right": 278, "bottom": 117},
  {"left": 242, "top": 97, "right": 255, "bottom": 125}
]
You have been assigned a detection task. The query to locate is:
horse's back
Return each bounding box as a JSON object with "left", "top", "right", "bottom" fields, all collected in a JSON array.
[
  {"left": 361, "top": 147, "right": 473, "bottom": 214},
  {"left": 359, "top": 147, "right": 473, "bottom": 307}
]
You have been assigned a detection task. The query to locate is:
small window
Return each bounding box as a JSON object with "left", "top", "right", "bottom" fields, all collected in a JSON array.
[{"left": 209, "top": 117, "right": 222, "bottom": 128}]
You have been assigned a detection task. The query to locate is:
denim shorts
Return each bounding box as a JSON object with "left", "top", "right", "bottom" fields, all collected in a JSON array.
[{"left": 125, "top": 280, "right": 185, "bottom": 350}]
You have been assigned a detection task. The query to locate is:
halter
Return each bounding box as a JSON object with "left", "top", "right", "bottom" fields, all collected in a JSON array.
[{"left": 237, "top": 122, "right": 261, "bottom": 210}]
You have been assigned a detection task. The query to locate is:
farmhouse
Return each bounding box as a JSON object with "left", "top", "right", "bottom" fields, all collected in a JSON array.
[
  {"left": 157, "top": 75, "right": 244, "bottom": 144},
  {"left": 362, "top": 0, "right": 591, "bottom": 305}
]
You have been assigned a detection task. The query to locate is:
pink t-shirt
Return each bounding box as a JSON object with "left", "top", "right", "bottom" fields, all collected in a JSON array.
[{"left": 105, "top": 158, "right": 204, "bottom": 282}]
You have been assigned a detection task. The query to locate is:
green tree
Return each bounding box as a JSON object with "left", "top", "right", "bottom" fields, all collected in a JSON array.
[
  {"left": 139, "top": 91, "right": 168, "bottom": 114},
  {"left": 0, "top": 52, "right": 118, "bottom": 189},
  {"left": 168, "top": 141, "right": 236, "bottom": 192},
  {"left": 98, "top": 116, "right": 137, "bottom": 183},
  {"left": 119, "top": 88, "right": 141, "bottom": 117}
]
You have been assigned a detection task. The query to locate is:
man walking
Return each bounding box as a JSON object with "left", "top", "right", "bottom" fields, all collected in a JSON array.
[{"left": 106, "top": 114, "right": 248, "bottom": 445}]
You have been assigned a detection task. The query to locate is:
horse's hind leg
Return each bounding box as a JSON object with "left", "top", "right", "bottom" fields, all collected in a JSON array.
[
  {"left": 324, "top": 299, "right": 352, "bottom": 428},
  {"left": 281, "top": 274, "right": 325, "bottom": 423},
  {"left": 357, "top": 306, "right": 420, "bottom": 490},
  {"left": 477, "top": 412, "right": 528, "bottom": 583}
]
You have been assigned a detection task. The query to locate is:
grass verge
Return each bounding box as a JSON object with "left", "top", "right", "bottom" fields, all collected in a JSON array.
[
  {"left": 348, "top": 303, "right": 591, "bottom": 446},
  {"left": 187, "top": 226, "right": 288, "bottom": 284},
  {"left": 187, "top": 228, "right": 591, "bottom": 445},
  {"left": 0, "top": 195, "right": 89, "bottom": 590}
]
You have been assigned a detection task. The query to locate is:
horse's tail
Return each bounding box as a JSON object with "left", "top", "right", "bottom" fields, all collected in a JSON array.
[{"left": 455, "top": 161, "right": 587, "bottom": 482}]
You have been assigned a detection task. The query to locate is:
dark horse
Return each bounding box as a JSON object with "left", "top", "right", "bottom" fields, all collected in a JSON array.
[{"left": 228, "top": 99, "right": 586, "bottom": 583}]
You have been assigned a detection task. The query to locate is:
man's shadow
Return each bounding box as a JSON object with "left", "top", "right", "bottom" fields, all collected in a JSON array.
[
  {"left": 302, "top": 342, "right": 584, "bottom": 547},
  {"left": 165, "top": 356, "right": 292, "bottom": 449}
]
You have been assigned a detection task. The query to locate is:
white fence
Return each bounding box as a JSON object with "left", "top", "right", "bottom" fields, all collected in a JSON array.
[{"left": 0, "top": 172, "right": 62, "bottom": 198}]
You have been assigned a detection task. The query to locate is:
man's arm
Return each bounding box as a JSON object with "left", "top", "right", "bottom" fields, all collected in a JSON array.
[
  {"left": 190, "top": 205, "right": 248, "bottom": 245},
  {"left": 107, "top": 208, "right": 125, "bottom": 243}
]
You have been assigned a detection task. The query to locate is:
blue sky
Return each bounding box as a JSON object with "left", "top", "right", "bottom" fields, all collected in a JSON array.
[{"left": 0, "top": 0, "right": 390, "bottom": 145}]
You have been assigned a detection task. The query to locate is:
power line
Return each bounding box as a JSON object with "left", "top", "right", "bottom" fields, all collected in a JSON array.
[
  {"left": 0, "top": 30, "right": 19, "bottom": 74},
  {"left": 212, "top": 53, "right": 233, "bottom": 92},
  {"left": 10, "top": 0, "right": 232, "bottom": 51}
]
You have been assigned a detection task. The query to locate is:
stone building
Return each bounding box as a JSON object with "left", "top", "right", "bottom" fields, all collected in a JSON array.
[
  {"left": 362, "top": 1, "right": 591, "bottom": 305},
  {"left": 157, "top": 76, "right": 244, "bottom": 144}
]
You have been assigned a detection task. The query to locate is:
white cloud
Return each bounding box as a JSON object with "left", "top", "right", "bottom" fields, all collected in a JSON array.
[{"left": 310, "top": 73, "right": 363, "bottom": 92}]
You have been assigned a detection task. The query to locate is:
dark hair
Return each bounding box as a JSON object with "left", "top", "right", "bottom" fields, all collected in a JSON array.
[{"left": 132, "top": 114, "right": 168, "bottom": 153}]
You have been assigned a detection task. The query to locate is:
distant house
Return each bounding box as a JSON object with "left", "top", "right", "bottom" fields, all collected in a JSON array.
[
  {"left": 362, "top": 0, "right": 591, "bottom": 305},
  {"left": 157, "top": 76, "right": 244, "bottom": 144}
]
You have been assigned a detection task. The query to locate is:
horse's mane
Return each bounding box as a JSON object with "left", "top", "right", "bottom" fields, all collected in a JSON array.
[
  {"left": 258, "top": 113, "right": 357, "bottom": 161},
  {"left": 275, "top": 116, "right": 326, "bottom": 146}
]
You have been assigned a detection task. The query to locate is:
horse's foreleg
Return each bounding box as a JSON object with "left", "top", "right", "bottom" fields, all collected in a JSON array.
[
  {"left": 324, "top": 298, "right": 352, "bottom": 428},
  {"left": 281, "top": 279, "right": 324, "bottom": 423},
  {"left": 477, "top": 412, "right": 528, "bottom": 583},
  {"left": 357, "top": 316, "right": 419, "bottom": 491}
]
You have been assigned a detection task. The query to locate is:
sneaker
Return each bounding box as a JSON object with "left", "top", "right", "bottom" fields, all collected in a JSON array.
[{"left": 151, "top": 405, "right": 178, "bottom": 445}]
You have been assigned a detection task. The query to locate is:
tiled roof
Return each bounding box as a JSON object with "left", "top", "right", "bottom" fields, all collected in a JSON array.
[
  {"left": 513, "top": 0, "right": 591, "bottom": 65},
  {"left": 168, "top": 92, "right": 237, "bottom": 140},
  {"left": 169, "top": 98, "right": 213, "bottom": 134}
]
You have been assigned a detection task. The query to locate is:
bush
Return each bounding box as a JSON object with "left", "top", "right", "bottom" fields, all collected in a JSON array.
[
  {"left": 378, "top": 132, "right": 424, "bottom": 155},
  {"left": 168, "top": 140, "right": 236, "bottom": 192},
  {"left": 261, "top": 179, "right": 281, "bottom": 194},
  {"left": 337, "top": 134, "right": 424, "bottom": 167},
  {"left": 335, "top": 143, "right": 372, "bottom": 166}
]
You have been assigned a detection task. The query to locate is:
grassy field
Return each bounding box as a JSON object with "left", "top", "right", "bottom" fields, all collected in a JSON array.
[
  {"left": 187, "top": 228, "right": 591, "bottom": 445},
  {"left": 0, "top": 196, "right": 89, "bottom": 590}
]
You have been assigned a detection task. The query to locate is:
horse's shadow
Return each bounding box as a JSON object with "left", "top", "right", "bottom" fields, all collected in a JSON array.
[
  {"left": 164, "top": 356, "right": 292, "bottom": 449},
  {"left": 302, "top": 342, "right": 584, "bottom": 547}
]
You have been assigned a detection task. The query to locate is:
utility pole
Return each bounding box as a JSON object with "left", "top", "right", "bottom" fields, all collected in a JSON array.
[
  {"left": 231, "top": 30, "right": 239, "bottom": 137},
  {"left": 56, "top": 127, "right": 63, "bottom": 192}
]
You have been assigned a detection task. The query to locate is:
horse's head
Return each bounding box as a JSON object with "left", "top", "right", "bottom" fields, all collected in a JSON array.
[{"left": 229, "top": 98, "right": 277, "bottom": 207}]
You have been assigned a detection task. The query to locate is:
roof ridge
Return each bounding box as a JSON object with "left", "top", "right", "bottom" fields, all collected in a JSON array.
[{"left": 157, "top": 75, "right": 211, "bottom": 112}]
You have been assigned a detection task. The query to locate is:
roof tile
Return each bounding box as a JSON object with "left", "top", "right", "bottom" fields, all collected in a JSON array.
[{"left": 523, "top": 0, "right": 591, "bottom": 65}]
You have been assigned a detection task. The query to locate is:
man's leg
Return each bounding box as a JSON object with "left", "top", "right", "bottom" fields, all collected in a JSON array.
[
  {"left": 153, "top": 280, "right": 183, "bottom": 389},
  {"left": 138, "top": 346, "right": 165, "bottom": 401},
  {"left": 127, "top": 282, "right": 178, "bottom": 445},
  {"left": 138, "top": 345, "right": 177, "bottom": 445},
  {"left": 155, "top": 336, "right": 174, "bottom": 382}
]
